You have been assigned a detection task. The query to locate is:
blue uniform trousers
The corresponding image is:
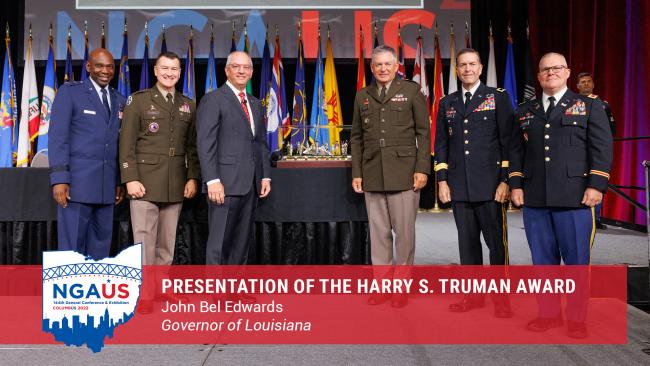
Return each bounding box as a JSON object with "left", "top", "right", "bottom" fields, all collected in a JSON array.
[
  {"left": 523, "top": 206, "right": 595, "bottom": 322},
  {"left": 57, "top": 201, "right": 114, "bottom": 260}
]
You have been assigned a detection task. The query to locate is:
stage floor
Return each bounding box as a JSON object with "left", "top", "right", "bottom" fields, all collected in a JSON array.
[
  {"left": 1, "top": 304, "right": 648, "bottom": 365},
  {"left": 414, "top": 210, "right": 648, "bottom": 266}
]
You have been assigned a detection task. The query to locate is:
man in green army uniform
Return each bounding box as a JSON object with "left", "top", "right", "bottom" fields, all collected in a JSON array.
[
  {"left": 351, "top": 45, "right": 431, "bottom": 308},
  {"left": 119, "top": 51, "right": 200, "bottom": 274}
]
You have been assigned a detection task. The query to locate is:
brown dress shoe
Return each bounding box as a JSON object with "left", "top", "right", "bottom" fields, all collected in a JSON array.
[
  {"left": 494, "top": 303, "right": 513, "bottom": 318},
  {"left": 137, "top": 300, "right": 154, "bottom": 315},
  {"left": 449, "top": 298, "right": 485, "bottom": 313},
  {"left": 567, "top": 321, "right": 587, "bottom": 339},
  {"left": 225, "top": 293, "right": 257, "bottom": 304},
  {"left": 526, "top": 317, "right": 563, "bottom": 332},
  {"left": 390, "top": 294, "right": 408, "bottom": 308},
  {"left": 158, "top": 292, "right": 189, "bottom": 303},
  {"left": 239, "top": 293, "right": 257, "bottom": 304},
  {"left": 366, "top": 293, "right": 390, "bottom": 306}
]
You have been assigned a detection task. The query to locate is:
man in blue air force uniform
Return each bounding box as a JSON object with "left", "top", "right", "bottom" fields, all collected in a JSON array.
[{"left": 49, "top": 48, "right": 126, "bottom": 260}]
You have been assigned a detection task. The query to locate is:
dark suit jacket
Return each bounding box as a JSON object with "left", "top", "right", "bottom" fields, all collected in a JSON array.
[
  {"left": 509, "top": 89, "right": 613, "bottom": 208},
  {"left": 434, "top": 83, "right": 514, "bottom": 202},
  {"left": 49, "top": 78, "right": 126, "bottom": 204},
  {"left": 196, "top": 84, "right": 271, "bottom": 196}
]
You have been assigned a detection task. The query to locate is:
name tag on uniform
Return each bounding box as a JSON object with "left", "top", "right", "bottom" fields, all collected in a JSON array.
[{"left": 83, "top": 109, "right": 96, "bottom": 115}]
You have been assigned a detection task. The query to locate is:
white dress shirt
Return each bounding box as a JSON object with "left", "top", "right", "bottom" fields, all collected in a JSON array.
[
  {"left": 88, "top": 77, "right": 111, "bottom": 111},
  {"left": 542, "top": 86, "right": 568, "bottom": 113},
  {"left": 226, "top": 80, "right": 255, "bottom": 135},
  {"left": 462, "top": 81, "right": 481, "bottom": 104}
]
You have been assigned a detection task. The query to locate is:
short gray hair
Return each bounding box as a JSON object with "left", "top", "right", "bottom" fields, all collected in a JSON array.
[
  {"left": 371, "top": 45, "right": 397, "bottom": 63},
  {"left": 226, "top": 51, "right": 252, "bottom": 66}
]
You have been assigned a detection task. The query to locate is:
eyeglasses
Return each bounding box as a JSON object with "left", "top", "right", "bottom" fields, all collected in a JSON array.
[
  {"left": 539, "top": 65, "right": 568, "bottom": 75},
  {"left": 228, "top": 64, "right": 252, "bottom": 71}
]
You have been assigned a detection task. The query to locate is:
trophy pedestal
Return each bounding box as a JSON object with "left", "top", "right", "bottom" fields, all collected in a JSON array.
[{"left": 277, "top": 157, "right": 352, "bottom": 169}]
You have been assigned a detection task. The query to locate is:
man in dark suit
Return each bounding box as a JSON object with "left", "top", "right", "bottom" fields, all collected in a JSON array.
[
  {"left": 351, "top": 45, "right": 430, "bottom": 308},
  {"left": 434, "top": 48, "right": 514, "bottom": 317},
  {"left": 509, "top": 52, "right": 613, "bottom": 338},
  {"left": 196, "top": 51, "right": 271, "bottom": 266},
  {"left": 49, "top": 48, "right": 126, "bottom": 260}
]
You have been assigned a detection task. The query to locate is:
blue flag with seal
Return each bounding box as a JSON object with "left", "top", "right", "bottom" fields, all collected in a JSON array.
[
  {"left": 117, "top": 25, "right": 130, "bottom": 97},
  {"left": 160, "top": 26, "right": 167, "bottom": 54},
  {"left": 204, "top": 26, "right": 218, "bottom": 94},
  {"left": 37, "top": 32, "right": 57, "bottom": 157},
  {"left": 81, "top": 24, "right": 89, "bottom": 81},
  {"left": 139, "top": 25, "right": 150, "bottom": 91},
  {"left": 64, "top": 27, "right": 73, "bottom": 82},
  {"left": 291, "top": 34, "right": 307, "bottom": 148},
  {"left": 182, "top": 28, "right": 195, "bottom": 100},
  {"left": 259, "top": 33, "right": 271, "bottom": 118},
  {"left": 503, "top": 32, "right": 517, "bottom": 109},
  {"left": 0, "top": 28, "right": 18, "bottom": 167},
  {"left": 309, "top": 33, "right": 328, "bottom": 147}
]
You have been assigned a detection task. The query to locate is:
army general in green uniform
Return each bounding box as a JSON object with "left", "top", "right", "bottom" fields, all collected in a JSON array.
[
  {"left": 351, "top": 45, "right": 431, "bottom": 308},
  {"left": 119, "top": 51, "right": 200, "bottom": 267}
]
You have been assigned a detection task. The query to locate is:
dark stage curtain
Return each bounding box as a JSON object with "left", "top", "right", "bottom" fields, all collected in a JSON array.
[
  {"left": 0, "top": 220, "right": 370, "bottom": 265},
  {"left": 0, "top": 167, "right": 370, "bottom": 265}
]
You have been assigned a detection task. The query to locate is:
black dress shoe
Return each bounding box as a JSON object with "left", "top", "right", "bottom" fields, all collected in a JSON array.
[
  {"left": 239, "top": 293, "right": 257, "bottom": 304},
  {"left": 137, "top": 300, "right": 154, "bottom": 314},
  {"left": 157, "top": 292, "right": 189, "bottom": 303},
  {"left": 449, "top": 299, "right": 485, "bottom": 313},
  {"left": 526, "top": 317, "right": 563, "bottom": 332},
  {"left": 494, "top": 303, "right": 513, "bottom": 318},
  {"left": 225, "top": 293, "right": 257, "bottom": 304},
  {"left": 567, "top": 321, "right": 588, "bottom": 339},
  {"left": 596, "top": 222, "right": 607, "bottom": 230},
  {"left": 390, "top": 294, "right": 408, "bottom": 308},
  {"left": 366, "top": 293, "right": 390, "bottom": 306}
]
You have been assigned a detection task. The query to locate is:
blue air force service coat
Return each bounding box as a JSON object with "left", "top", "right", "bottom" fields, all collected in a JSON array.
[{"left": 48, "top": 79, "right": 126, "bottom": 204}]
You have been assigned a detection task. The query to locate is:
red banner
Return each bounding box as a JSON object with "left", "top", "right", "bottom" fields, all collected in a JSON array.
[{"left": 0, "top": 265, "right": 627, "bottom": 345}]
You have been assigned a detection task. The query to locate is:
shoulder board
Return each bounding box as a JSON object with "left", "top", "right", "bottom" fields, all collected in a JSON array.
[
  {"left": 496, "top": 88, "right": 506, "bottom": 92},
  {"left": 64, "top": 81, "right": 83, "bottom": 86},
  {"left": 131, "top": 90, "right": 147, "bottom": 96},
  {"left": 399, "top": 79, "right": 419, "bottom": 86},
  {"left": 587, "top": 94, "right": 598, "bottom": 99}
]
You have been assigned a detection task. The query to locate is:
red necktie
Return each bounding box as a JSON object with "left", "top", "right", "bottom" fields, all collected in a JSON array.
[{"left": 239, "top": 91, "right": 252, "bottom": 130}]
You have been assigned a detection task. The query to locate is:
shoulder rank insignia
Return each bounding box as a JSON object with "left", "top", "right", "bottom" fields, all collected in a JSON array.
[
  {"left": 587, "top": 94, "right": 598, "bottom": 99},
  {"left": 496, "top": 88, "right": 506, "bottom": 92}
]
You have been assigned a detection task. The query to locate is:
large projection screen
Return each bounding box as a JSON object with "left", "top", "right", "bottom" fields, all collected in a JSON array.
[{"left": 25, "top": 0, "right": 470, "bottom": 60}]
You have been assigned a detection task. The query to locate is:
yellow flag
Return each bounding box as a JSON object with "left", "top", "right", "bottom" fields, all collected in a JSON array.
[{"left": 324, "top": 36, "right": 342, "bottom": 148}]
